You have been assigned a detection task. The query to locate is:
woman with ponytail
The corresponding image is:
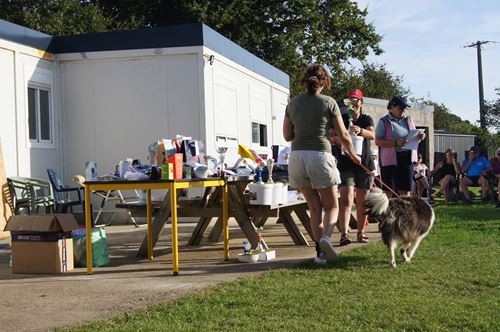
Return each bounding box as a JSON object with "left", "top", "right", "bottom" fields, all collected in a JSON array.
[{"left": 283, "top": 63, "right": 361, "bottom": 264}]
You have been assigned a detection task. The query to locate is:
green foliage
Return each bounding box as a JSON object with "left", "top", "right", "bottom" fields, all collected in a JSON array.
[
  {"left": 484, "top": 87, "right": 500, "bottom": 132},
  {"left": 85, "top": 0, "right": 384, "bottom": 97},
  {"left": 330, "top": 62, "right": 411, "bottom": 101},
  {"left": 425, "top": 98, "right": 499, "bottom": 152},
  {"left": 0, "top": 0, "right": 114, "bottom": 35}
]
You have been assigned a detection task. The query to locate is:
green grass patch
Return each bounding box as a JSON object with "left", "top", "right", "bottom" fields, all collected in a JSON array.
[{"left": 62, "top": 204, "right": 500, "bottom": 331}]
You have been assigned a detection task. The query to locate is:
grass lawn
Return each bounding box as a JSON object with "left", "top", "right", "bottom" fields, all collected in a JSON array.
[{"left": 62, "top": 202, "right": 499, "bottom": 331}]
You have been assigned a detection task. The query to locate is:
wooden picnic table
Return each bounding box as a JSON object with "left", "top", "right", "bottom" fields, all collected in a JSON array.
[{"left": 116, "top": 178, "right": 313, "bottom": 258}]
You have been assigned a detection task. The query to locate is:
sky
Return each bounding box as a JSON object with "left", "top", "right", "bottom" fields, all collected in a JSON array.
[{"left": 354, "top": 0, "right": 500, "bottom": 125}]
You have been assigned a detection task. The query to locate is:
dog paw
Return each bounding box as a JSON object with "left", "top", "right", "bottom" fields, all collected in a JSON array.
[{"left": 389, "top": 261, "right": 397, "bottom": 268}]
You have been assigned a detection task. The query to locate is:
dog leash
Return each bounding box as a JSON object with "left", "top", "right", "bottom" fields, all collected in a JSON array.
[{"left": 346, "top": 152, "right": 400, "bottom": 197}]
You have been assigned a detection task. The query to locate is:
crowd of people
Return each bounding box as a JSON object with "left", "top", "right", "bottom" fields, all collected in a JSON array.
[{"left": 283, "top": 63, "right": 500, "bottom": 264}]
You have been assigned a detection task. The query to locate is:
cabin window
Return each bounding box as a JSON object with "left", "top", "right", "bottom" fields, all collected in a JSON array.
[
  {"left": 28, "top": 86, "right": 52, "bottom": 145},
  {"left": 251, "top": 122, "right": 267, "bottom": 147}
]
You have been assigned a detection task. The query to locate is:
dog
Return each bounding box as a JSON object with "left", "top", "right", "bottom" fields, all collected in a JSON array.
[{"left": 364, "top": 187, "right": 434, "bottom": 268}]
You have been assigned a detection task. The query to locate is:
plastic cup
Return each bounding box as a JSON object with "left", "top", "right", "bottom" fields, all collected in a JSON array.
[{"left": 351, "top": 136, "right": 363, "bottom": 156}]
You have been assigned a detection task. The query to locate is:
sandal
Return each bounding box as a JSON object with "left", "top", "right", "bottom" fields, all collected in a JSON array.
[
  {"left": 357, "top": 232, "right": 369, "bottom": 243},
  {"left": 339, "top": 233, "right": 351, "bottom": 246}
]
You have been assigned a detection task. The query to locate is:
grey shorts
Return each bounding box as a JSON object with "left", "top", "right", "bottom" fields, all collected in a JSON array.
[
  {"left": 288, "top": 150, "right": 340, "bottom": 189},
  {"left": 339, "top": 168, "right": 373, "bottom": 189}
]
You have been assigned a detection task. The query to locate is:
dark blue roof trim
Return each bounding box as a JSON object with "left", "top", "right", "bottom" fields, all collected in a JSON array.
[
  {"left": 0, "top": 19, "right": 288, "bottom": 89},
  {"left": 0, "top": 19, "right": 54, "bottom": 51},
  {"left": 53, "top": 23, "right": 204, "bottom": 53}
]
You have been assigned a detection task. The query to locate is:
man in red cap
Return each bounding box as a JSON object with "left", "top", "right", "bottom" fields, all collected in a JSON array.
[{"left": 331, "top": 88, "right": 376, "bottom": 245}]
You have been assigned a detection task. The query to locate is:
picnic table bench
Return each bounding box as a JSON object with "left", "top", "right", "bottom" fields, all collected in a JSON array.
[{"left": 116, "top": 179, "right": 313, "bottom": 258}]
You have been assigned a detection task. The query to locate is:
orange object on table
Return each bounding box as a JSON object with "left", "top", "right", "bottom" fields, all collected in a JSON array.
[{"left": 167, "top": 153, "right": 183, "bottom": 179}]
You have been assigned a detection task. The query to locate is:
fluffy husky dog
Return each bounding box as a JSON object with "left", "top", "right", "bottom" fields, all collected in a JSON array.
[{"left": 364, "top": 188, "right": 435, "bottom": 268}]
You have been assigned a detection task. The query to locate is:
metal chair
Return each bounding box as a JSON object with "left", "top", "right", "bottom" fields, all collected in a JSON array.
[
  {"left": 72, "top": 175, "right": 140, "bottom": 226},
  {"left": 7, "top": 177, "right": 55, "bottom": 214},
  {"left": 46, "top": 169, "right": 83, "bottom": 213}
]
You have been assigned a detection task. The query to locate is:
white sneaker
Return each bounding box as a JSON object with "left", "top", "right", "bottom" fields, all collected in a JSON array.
[
  {"left": 314, "top": 252, "right": 327, "bottom": 265},
  {"left": 319, "top": 235, "right": 338, "bottom": 262}
]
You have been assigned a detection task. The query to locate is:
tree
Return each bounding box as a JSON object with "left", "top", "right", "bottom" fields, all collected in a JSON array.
[
  {"left": 0, "top": 0, "right": 139, "bottom": 35},
  {"left": 330, "top": 62, "right": 410, "bottom": 101},
  {"left": 88, "top": 0, "right": 384, "bottom": 96},
  {"left": 484, "top": 87, "right": 500, "bottom": 132}
]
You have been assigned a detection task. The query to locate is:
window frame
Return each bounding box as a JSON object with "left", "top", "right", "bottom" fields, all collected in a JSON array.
[
  {"left": 27, "top": 83, "right": 54, "bottom": 149},
  {"left": 251, "top": 121, "right": 268, "bottom": 147}
]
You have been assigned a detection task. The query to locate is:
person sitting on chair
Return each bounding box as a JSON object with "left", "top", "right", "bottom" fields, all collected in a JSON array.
[
  {"left": 460, "top": 146, "right": 492, "bottom": 204},
  {"left": 413, "top": 154, "right": 430, "bottom": 199},
  {"left": 431, "top": 148, "right": 461, "bottom": 204},
  {"left": 487, "top": 147, "right": 500, "bottom": 208}
]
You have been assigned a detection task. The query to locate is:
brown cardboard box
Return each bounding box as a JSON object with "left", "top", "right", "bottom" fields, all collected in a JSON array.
[{"left": 5, "top": 214, "right": 79, "bottom": 274}]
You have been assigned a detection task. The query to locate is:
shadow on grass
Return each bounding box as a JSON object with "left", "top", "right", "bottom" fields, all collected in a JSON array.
[{"left": 290, "top": 253, "right": 373, "bottom": 271}]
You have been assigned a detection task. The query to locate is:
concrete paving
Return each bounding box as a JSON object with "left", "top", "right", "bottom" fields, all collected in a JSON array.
[{"left": 0, "top": 217, "right": 379, "bottom": 332}]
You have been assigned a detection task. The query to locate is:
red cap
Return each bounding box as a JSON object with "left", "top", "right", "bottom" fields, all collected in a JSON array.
[{"left": 347, "top": 89, "right": 364, "bottom": 100}]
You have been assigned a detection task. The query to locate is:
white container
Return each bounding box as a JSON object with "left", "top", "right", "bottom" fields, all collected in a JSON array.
[
  {"left": 119, "top": 160, "right": 132, "bottom": 178},
  {"left": 281, "top": 183, "right": 289, "bottom": 204},
  {"left": 237, "top": 253, "right": 260, "bottom": 263},
  {"left": 85, "top": 162, "right": 97, "bottom": 180},
  {"left": 351, "top": 135, "right": 363, "bottom": 156},
  {"left": 272, "top": 182, "right": 283, "bottom": 205},
  {"left": 248, "top": 183, "right": 274, "bottom": 205}
]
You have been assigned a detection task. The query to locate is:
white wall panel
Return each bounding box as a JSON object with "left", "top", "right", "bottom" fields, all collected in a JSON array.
[
  {"left": 0, "top": 48, "right": 17, "bottom": 177},
  {"left": 271, "top": 89, "right": 289, "bottom": 146},
  {"left": 60, "top": 54, "right": 200, "bottom": 181}
]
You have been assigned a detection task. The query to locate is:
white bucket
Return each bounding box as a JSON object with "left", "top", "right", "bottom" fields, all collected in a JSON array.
[
  {"left": 281, "top": 183, "right": 289, "bottom": 204},
  {"left": 248, "top": 183, "right": 274, "bottom": 205},
  {"left": 352, "top": 135, "right": 363, "bottom": 156},
  {"left": 272, "top": 182, "right": 283, "bottom": 205}
]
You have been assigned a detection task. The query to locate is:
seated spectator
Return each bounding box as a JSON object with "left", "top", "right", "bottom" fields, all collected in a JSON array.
[
  {"left": 459, "top": 146, "right": 492, "bottom": 204},
  {"left": 413, "top": 154, "right": 430, "bottom": 198},
  {"left": 488, "top": 147, "right": 500, "bottom": 208},
  {"left": 431, "top": 148, "right": 461, "bottom": 204}
]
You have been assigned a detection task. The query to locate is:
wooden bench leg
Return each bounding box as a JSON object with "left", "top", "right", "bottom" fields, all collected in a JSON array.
[
  {"left": 279, "top": 206, "right": 309, "bottom": 245},
  {"left": 189, "top": 188, "right": 219, "bottom": 245},
  {"left": 292, "top": 204, "right": 314, "bottom": 240},
  {"left": 137, "top": 192, "right": 171, "bottom": 258}
]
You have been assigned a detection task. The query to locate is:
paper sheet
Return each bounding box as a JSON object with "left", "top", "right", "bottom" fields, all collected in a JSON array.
[{"left": 402, "top": 129, "right": 422, "bottom": 150}]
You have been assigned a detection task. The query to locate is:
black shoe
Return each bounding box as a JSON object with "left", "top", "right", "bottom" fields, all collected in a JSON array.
[
  {"left": 464, "top": 199, "right": 473, "bottom": 205},
  {"left": 496, "top": 202, "right": 500, "bottom": 208}
]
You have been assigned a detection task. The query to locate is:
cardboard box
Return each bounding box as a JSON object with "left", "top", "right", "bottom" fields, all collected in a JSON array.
[
  {"left": 167, "top": 153, "right": 183, "bottom": 179},
  {"left": 5, "top": 214, "right": 79, "bottom": 274}
]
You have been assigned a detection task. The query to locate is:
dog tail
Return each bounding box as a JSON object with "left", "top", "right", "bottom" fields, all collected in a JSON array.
[{"left": 364, "top": 187, "right": 389, "bottom": 215}]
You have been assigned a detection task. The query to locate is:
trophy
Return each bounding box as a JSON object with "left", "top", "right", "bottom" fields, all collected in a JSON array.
[
  {"left": 266, "top": 158, "right": 274, "bottom": 184},
  {"left": 215, "top": 146, "right": 227, "bottom": 177}
]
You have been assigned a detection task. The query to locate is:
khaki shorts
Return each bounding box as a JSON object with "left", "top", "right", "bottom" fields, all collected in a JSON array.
[
  {"left": 339, "top": 167, "right": 373, "bottom": 189},
  {"left": 288, "top": 150, "right": 340, "bottom": 189}
]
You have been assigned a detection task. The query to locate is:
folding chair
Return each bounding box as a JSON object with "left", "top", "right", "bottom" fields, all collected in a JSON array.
[{"left": 73, "top": 175, "right": 141, "bottom": 227}]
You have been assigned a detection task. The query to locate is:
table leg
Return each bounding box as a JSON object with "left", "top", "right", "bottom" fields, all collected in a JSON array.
[
  {"left": 227, "top": 184, "right": 259, "bottom": 248},
  {"left": 84, "top": 186, "right": 93, "bottom": 275},
  {"left": 137, "top": 193, "right": 171, "bottom": 258},
  {"left": 189, "top": 188, "right": 220, "bottom": 245},
  {"left": 146, "top": 189, "right": 153, "bottom": 260},
  {"left": 293, "top": 204, "right": 314, "bottom": 240},
  {"left": 279, "top": 206, "right": 309, "bottom": 245},
  {"left": 223, "top": 182, "right": 229, "bottom": 260},
  {"left": 170, "top": 185, "right": 179, "bottom": 276}
]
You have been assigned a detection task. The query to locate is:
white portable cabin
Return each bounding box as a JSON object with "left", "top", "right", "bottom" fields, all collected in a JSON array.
[{"left": 0, "top": 20, "right": 290, "bottom": 184}]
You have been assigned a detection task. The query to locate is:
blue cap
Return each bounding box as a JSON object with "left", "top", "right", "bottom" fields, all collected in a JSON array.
[{"left": 389, "top": 96, "right": 410, "bottom": 109}]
